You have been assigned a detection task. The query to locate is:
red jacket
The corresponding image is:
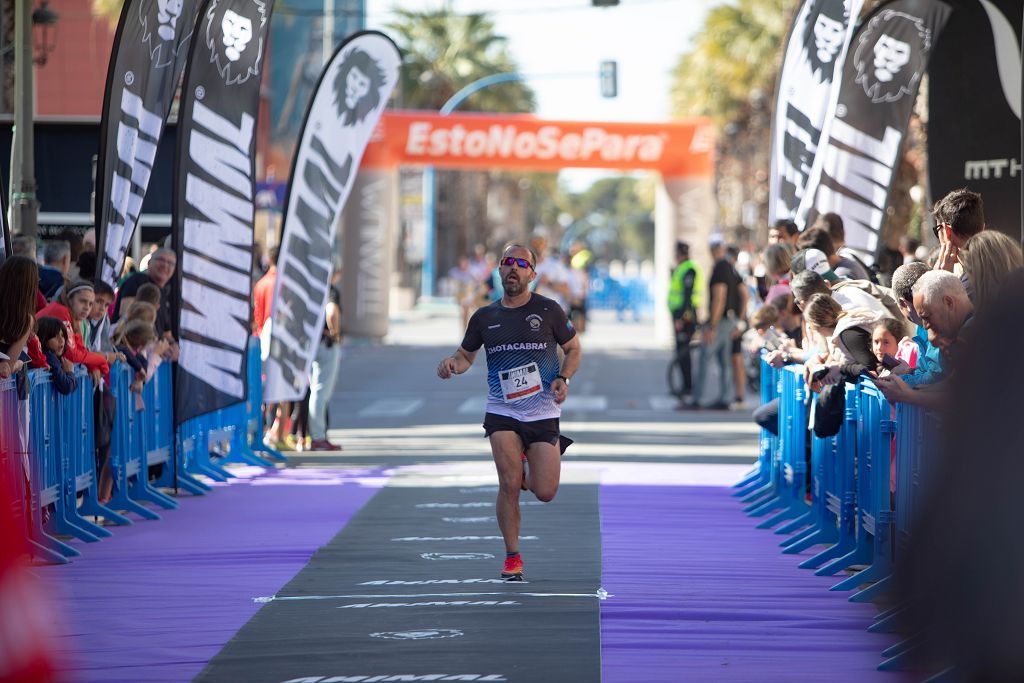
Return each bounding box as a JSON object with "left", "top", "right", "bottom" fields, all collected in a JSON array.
[
  {"left": 253, "top": 266, "right": 276, "bottom": 336},
  {"left": 36, "top": 302, "right": 109, "bottom": 377},
  {"left": 26, "top": 336, "right": 46, "bottom": 369}
]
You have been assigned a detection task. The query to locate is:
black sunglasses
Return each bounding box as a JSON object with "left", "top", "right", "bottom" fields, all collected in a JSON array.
[{"left": 500, "top": 256, "right": 534, "bottom": 270}]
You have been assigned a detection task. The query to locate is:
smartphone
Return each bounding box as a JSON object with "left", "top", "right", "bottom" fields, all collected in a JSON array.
[
  {"left": 880, "top": 353, "right": 901, "bottom": 370},
  {"left": 763, "top": 326, "right": 787, "bottom": 352}
]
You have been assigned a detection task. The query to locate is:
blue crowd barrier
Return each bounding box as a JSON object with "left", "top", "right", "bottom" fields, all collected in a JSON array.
[
  {"left": 733, "top": 361, "right": 779, "bottom": 493},
  {"left": 756, "top": 366, "right": 809, "bottom": 531},
  {"left": 0, "top": 334, "right": 288, "bottom": 564},
  {"left": 586, "top": 275, "right": 653, "bottom": 315},
  {"left": 245, "top": 337, "right": 286, "bottom": 464},
  {"left": 741, "top": 359, "right": 937, "bottom": 671}
]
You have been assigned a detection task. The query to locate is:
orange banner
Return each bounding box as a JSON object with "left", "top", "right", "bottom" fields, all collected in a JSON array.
[{"left": 362, "top": 110, "right": 714, "bottom": 176}]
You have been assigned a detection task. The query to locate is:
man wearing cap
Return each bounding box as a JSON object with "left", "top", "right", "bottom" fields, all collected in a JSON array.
[
  {"left": 797, "top": 226, "right": 870, "bottom": 281},
  {"left": 668, "top": 241, "right": 702, "bottom": 400}
]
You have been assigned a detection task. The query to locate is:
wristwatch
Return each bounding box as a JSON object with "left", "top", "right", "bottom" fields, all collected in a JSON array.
[{"left": 556, "top": 374, "right": 570, "bottom": 385}]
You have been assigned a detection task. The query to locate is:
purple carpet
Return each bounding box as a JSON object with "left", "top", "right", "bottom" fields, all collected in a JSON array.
[
  {"left": 42, "top": 468, "right": 386, "bottom": 683},
  {"left": 600, "top": 485, "right": 909, "bottom": 682}
]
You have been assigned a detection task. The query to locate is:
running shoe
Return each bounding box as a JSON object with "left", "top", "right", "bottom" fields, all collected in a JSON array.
[
  {"left": 501, "top": 553, "right": 524, "bottom": 581},
  {"left": 520, "top": 451, "right": 529, "bottom": 491}
]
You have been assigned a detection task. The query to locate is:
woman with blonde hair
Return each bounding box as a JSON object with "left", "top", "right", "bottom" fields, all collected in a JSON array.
[
  {"left": 762, "top": 242, "right": 796, "bottom": 302},
  {"left": 801, "top": 293, "right": 885, "bottom": 389},
  {"left": 959, "top": 231, "right": 1023, "bottom": 314}
]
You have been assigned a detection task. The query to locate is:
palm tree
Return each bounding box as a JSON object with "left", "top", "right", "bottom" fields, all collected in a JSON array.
[
  {"left": 387, "top": 8, "right": 534, "bottom": 113},
  {"left": 387, "top": 7, "right": 537, "bottom": 277},
  {"left": 669, "top": 0, "right": 791, "bottom": 239}
]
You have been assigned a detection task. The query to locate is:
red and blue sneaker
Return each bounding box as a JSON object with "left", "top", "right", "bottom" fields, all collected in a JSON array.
[{"left": 501, "top": 553, "right": 524, "bottom": 581}]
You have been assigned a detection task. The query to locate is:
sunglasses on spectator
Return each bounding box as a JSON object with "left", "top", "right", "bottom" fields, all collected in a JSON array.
[
  {"left": 933, "top": 222, "right": 949, "bottom": 239},
  {"left": 500, "top": 256, "right": 534, "bottom": 270}
]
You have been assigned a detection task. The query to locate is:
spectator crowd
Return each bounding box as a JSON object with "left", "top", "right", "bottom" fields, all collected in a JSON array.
[{"left": 699, "top": 188, "right": 1022, "bottom": 678}]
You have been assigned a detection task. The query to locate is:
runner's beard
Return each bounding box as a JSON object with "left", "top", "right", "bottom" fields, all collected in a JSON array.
[{"left": 503, "top": 273, "right": 527, "bottom": 296}]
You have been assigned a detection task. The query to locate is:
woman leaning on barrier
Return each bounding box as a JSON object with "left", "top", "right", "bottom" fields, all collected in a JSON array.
[{"left": 0, "top": 256, "right": 40, "bottom": 380}]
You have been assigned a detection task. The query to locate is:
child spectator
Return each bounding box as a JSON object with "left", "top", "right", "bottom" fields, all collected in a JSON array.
[
  {"left": 87, "top": 281, "right": 117, "bottom": 354},
  {"left": 114, "top": 320, "right": 157, "bottom": 395},
  {"left": 32, "top": 317, "right": 78, "bottom": 395},
  {"left": 37, "top": 282, "right": 113, "bottom": 386},
  {"left": 871, "top": 318, "right": 915, "bottom": 375},
  {"left": 134, "top": 282, "right": 161, "bottom": 309}
]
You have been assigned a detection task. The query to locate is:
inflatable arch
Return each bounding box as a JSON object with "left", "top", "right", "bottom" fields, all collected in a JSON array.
[{"left": 340, "top": 109, "right": 716, "bottom": 341}]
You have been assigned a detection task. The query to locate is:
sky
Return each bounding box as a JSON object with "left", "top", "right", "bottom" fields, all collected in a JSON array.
[{"left": 363, "top": 0, "right": 717, "bottom": 188}]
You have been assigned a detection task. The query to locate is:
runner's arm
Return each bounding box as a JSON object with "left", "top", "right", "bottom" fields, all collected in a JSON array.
[
  {"left": 437, "top": 346, "right": 477, "bottom": 379},
  {"left": 558, "top": 335, "right": 582, "bottom": 381},
  {"left": 551, "top": 335, "right": 581, "bottom": 403}
]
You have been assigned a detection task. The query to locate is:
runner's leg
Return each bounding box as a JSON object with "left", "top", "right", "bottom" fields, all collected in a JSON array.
[
  {"left": 525, "top": 441, "right": 561, "bottom": 502},
  {"left": 489, "top": 431, "right": 525, "bottom": 553}
]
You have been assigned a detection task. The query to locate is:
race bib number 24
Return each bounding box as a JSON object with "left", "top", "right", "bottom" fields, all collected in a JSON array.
[{"left": 500, "top": 363, "right": 542, "bottom": 402}]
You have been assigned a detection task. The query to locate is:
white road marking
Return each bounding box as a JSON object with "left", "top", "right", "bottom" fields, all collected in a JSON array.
[
  {"left": 254, "top": 589, "right": 610, "bottom": 603},
  {"left": 358, "top": 398, "right": 425, "bottom": 418}
]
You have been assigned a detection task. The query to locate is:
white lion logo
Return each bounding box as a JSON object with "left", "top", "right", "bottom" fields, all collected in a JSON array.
[
  {"left": 853, "top": 10, "right": 930, "bottom": 104},
  {"left": 220, "top": 9, "right": 252, "bottom": 62},
  {"left": 140, "top": 0, "right": 195, "bottom": 68},
  {"left": 204, "top": 0, "right": 267, "bottom": 85}
]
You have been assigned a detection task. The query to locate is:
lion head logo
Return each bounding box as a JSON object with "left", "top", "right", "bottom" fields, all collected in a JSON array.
[
  {"left": 801, "top": 0, "right": 849, "bottom": 83},
  {"left": 853, "top": 10, "right": 930, "bottom": 104},
  {"left": 204, "top": 0, "right": 267, "bottom": 85},
  {"left": 140, "top": 0, "right": 195, "bottom": 68},
  {"left": 332, "top": 47, "right": 388, "bottom": 126}
]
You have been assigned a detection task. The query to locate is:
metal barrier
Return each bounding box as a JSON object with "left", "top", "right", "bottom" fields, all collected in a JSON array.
[
  {"left": 245, "top": 336, "right": 286, "bottom": 464},
  {"left": 755, "top": 366, "right": 809, "bottom": 530},
  {"left": 0, "top": 335, "right": 293, "bottom": 564},
  {"left": 740, "top": 360, "right": 938, "bottom": 671},
  {"left": 733, "top": 360, "right": 779, "bottom": 493},
  {"left": 736, "top": 362, "right": 782, "bottom": 508}
]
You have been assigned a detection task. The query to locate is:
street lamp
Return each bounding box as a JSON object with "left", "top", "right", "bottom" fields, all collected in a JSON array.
[
  {"left": 32, "top": 0, "right": 58, "bottom": 66},
  {"left": 420, "top": 72, "right": 524, "bottom": 300},
  {"left": 9, "top": 0, "right": 57, "bottom": 239}
]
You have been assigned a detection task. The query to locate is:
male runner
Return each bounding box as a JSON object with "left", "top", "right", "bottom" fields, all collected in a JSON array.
[{"left": 437, "top": 244, "right": 582, "bottom": 581}]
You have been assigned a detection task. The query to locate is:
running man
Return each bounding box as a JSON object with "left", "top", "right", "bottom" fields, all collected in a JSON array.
[{"left": 437, "top": 244, "right": 582, "bottom": 581}]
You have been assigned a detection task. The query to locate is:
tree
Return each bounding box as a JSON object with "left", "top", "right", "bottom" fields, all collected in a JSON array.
[
  {"left": 387, "top": 7, "right": 537, "bottom": 275},
  {"left": 669, "top": 0, "right": 791, "bottom": 240},
  {"left": 670, "top": 0, "right": 790, "bottom": 126},
  {"left": 387, "top": 8, "right": 534, "bottom": 112}
]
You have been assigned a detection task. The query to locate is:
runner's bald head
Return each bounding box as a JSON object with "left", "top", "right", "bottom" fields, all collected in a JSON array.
[{"left": 502, "top": 243, "right": 536, "bottom": 266}]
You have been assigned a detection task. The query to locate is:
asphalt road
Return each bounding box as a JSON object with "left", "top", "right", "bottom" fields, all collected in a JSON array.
[{"left": 289, "top": 308, "right": 759, "bottom": 485}]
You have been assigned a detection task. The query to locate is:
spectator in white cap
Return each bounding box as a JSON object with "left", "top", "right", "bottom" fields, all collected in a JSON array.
[{"left": 797, "top": 226, "right": 870, "bottom": 280}]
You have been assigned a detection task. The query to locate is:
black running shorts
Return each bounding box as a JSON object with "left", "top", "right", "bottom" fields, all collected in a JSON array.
[{"left": 482, "top": 412, "right": 573, "bottom": 454}]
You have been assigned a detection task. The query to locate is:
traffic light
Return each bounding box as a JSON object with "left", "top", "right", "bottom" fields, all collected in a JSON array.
[{"left": 600, "top": 60, "right": 618, "bottom": 98}]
